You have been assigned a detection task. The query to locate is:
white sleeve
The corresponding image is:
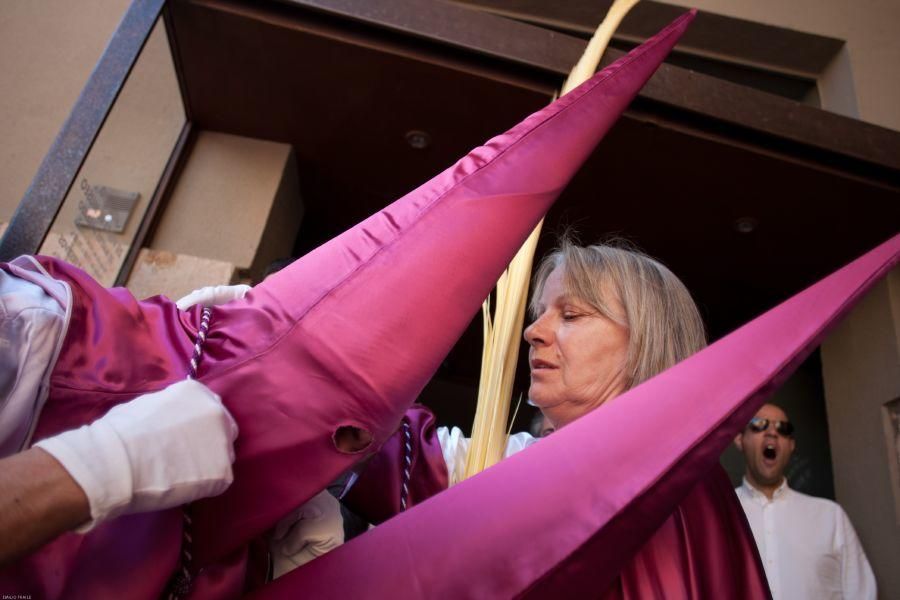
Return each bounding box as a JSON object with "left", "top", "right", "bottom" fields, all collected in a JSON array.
[
  {"left": 0, "top": 269, "right": 68, "bottom": 457},
  {"left": 504, "top": 432, "right": 538, "bottom": 458},
  {"left": 437, "top": 428, "right": 537, "bottom": 486},
  {"left": 837, "top": 506, "right": 877, "bottom": 600},
  {"left": 437, "top": 426, "right": 470, "bottom": 486},
  {"left": 175, "top": 284, "right": 252, "bottom": 310}
]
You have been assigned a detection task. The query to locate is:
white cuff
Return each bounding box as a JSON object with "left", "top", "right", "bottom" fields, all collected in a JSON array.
[{"left": 35, "top": 419, "right": 133, "bottom": 532}]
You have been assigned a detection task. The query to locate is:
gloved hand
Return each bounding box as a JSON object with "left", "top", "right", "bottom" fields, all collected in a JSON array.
[
  {"left": 175, "top": 284, "right": 252, "bottom": 310},
  {"left": 269, "top": 490, "right": 345, "bottom": 578},
  {"left": 34, "top": 379, "right": 238, "bottom": 530}
]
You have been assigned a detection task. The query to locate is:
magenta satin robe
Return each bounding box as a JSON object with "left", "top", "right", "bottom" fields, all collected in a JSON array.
[{"left": 343, "top": 409, "right": 770, "bottom": 599}]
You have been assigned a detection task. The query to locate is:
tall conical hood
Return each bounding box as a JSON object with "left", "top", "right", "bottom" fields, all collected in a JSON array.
[
  {"left": 6, "top": 12, "right": 694, "bottom": 589},
  {"left": 251, "top": 235, "right": 898, "bottom": 599},
  {"left": 186, "top": 9, "right": 696, "bottom": 565}
]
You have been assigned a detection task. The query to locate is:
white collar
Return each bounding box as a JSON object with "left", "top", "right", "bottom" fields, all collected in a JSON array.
[{"left": 741, "top": 477, "right": 790, "bottom": 503}]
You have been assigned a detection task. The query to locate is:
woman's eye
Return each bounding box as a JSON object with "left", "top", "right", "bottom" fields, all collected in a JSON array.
[{"left": 562, "top": 312, "right": 580, "bottom": 321}]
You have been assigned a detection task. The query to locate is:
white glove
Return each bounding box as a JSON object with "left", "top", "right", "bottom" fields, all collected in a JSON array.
[
  {"left": 175, "top": 284, "right": 251, "bottom": 311},
  {"left": 35, "top": 379, "right": 238, "bottom": 530},
  {"left": 269, "top": 490, "right": 345, "bottom": 578}
]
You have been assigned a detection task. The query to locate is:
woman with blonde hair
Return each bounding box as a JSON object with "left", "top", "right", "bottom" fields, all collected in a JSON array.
[
  {"left": 526, "top": 238, "right": 706, "bottom": 425},
  {"left": 438, "top": 237, "right": 769, "bottom": 598},
  {"left": 441, "top": 238, "right": 708, "bottom": 481}
]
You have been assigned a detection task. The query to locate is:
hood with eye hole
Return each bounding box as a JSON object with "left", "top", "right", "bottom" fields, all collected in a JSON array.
[{"left": 763, "top": 444, "right": 777, "bottom": 459}]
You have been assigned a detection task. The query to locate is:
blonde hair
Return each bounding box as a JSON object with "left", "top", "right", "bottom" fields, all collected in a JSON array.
[{"left": 530, "top": 238, "right": 706, "bottom": 389}]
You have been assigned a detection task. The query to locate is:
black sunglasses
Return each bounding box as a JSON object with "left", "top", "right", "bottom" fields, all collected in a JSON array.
[{"left": 747, "top": 417, "right": 794, "bottom": 436}]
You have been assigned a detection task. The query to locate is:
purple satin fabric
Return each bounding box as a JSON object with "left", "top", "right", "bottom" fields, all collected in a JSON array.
[
  {"left": 567, "top": 467, "right": 769, "bottom": 600},
  {"left": 1, "top": 511, "right": 182, "bottom": 600},
  {"left": 27, "top": 257, "right": 196, "bottom": 437},
  {"left": 252, "top": 235, "right": 898, "bottom": 599},
  {"left": 345, "top": 409, "right": 768, "bottom": 599},
  {"left": 343, "top": 405, "right": 448, "bottom": 524},
  {"left": 0, "top": 258, "right": 244, "bottom": 599},
  {"left": 0, "top": 11, "right": 692, "bottom": 598}
]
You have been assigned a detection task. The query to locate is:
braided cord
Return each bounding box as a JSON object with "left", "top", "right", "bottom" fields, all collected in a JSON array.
[
  {"left": 400, "top": 418, "right": 412, "bottom": 511},
  {"left": 168, "top": 306, "right": 212, "bottom": 599}
]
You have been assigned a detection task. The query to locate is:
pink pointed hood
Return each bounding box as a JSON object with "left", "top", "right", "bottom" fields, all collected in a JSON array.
[
  {"left": 11, "top": 10, "right": 695, "bottom": 589},
  {"left": 184, "top": 8, "right": 696, "bottom": 565},
  {"left": 251, "top": 234, "right": 898, "bottom": 599}
]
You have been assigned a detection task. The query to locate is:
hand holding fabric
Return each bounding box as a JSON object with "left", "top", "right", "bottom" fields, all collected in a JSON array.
[
  {"left": 175, "top": 284, "right": 252, "bottom": 310},
  {"left": 269, "top": 490, "right": 345, "bottom": 578},
  {"left": 34, "top": 379, "right": 238, "bottom": 530}
]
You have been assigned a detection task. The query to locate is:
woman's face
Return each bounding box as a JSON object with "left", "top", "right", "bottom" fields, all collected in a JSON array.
[{"left": 524, "top": 267, "right": 629, "bottom": 428}]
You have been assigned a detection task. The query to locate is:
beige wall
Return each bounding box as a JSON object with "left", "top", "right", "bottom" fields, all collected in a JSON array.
[
  {"left": 0, "top": 3, "right": 185, "bottom": 285},
  {"left": 666, "top": 0, "right": 900, "bottom": 131},
  {"left": 0, "top": 0, "right": 132, "bottom": 221},
  {"left": 821, "top": 268, "right": 900, "bottom": 599},
  {"left": 37, "top": 20, "right": 185, "bottom": 286},
  {"left": 149, "top": 131, "right": 303, "bottom": 283}
]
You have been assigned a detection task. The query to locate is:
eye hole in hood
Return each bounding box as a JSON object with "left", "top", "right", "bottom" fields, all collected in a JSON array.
[{"left": 334, "top": 424, "right": 374, "bottom": 454}]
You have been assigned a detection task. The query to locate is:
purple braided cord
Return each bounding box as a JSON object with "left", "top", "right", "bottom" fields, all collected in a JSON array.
[
  {"left": 168, "top": 306, "right": 212, "bottom": 599},
  {"left": 187, "top": 307, "right": 211, "bottom": 380},
  {"left": 400, "top": 419, "right": 412, "bottom": 511}
]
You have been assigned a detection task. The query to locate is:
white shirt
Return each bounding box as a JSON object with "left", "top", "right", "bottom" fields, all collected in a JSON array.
[
  {"left": 736, "top": 478, "right": 876, "bottom": 600},
  {"left": 437, "top": 427, "right": 538, "bottom": 486}
]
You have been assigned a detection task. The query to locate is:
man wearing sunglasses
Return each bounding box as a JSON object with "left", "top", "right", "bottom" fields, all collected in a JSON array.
[{"left": 734, "top": 403, "right": 876, "bottom": 600}]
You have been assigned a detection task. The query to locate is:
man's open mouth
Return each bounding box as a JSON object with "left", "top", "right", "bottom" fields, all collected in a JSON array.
[{"left": 763, "top": 444, "right": 777, "bottom": 460}]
